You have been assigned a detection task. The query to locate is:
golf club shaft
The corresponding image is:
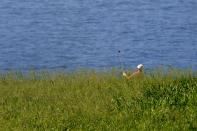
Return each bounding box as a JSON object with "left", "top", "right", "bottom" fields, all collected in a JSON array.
[{"left": 118, "top": 51, "right": 124, "bottom": 70}]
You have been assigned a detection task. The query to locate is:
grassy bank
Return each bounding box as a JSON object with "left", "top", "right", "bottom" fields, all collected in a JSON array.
[{"left": 0, "top": 69, "right": 197, "bottom": 130}]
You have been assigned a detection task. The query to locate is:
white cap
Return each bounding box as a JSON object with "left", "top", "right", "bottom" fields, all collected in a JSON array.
[{"left": 137, "top": 64, "right": 143, "bottom": 69}]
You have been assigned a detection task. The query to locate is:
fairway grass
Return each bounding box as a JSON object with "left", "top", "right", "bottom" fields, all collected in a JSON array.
[{"left": 0, "top": 69, "right": 197, "bottom": 130}]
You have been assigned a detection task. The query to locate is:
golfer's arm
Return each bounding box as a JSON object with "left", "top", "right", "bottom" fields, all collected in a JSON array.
[
  {"left": 126, "top": 74, "right": 134, "bottom": 79},
  {"left": 126, "top": 73, "right": 137, "bottom": 79}
]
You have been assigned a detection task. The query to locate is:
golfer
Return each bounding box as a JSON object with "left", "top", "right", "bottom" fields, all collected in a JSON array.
[{"left": 122, "top": 64, "right": 143, "bottom": 79}]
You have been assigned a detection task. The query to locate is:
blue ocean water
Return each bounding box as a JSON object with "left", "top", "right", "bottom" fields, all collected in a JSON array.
[{"left": 0, "top": 0, "right": 197, "bottom": 71}]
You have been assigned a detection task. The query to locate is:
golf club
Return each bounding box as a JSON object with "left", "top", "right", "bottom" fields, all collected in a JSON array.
[{"left": 117, "top": 50, "right": 124, "bottom": 70}]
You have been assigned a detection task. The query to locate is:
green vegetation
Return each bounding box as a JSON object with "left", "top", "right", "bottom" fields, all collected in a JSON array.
[{"left": 0, "top": 68, "right": 197, "bottom": 130}]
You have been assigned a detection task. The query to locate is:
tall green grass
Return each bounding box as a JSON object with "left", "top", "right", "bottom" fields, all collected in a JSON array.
[{"left": 0, "top": 68, "right": 197, "bottom": 130}]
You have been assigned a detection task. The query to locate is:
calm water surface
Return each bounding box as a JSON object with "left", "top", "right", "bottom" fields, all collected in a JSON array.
[{"left": 0, "top": 0, "right": 197, "bottom": 71}]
